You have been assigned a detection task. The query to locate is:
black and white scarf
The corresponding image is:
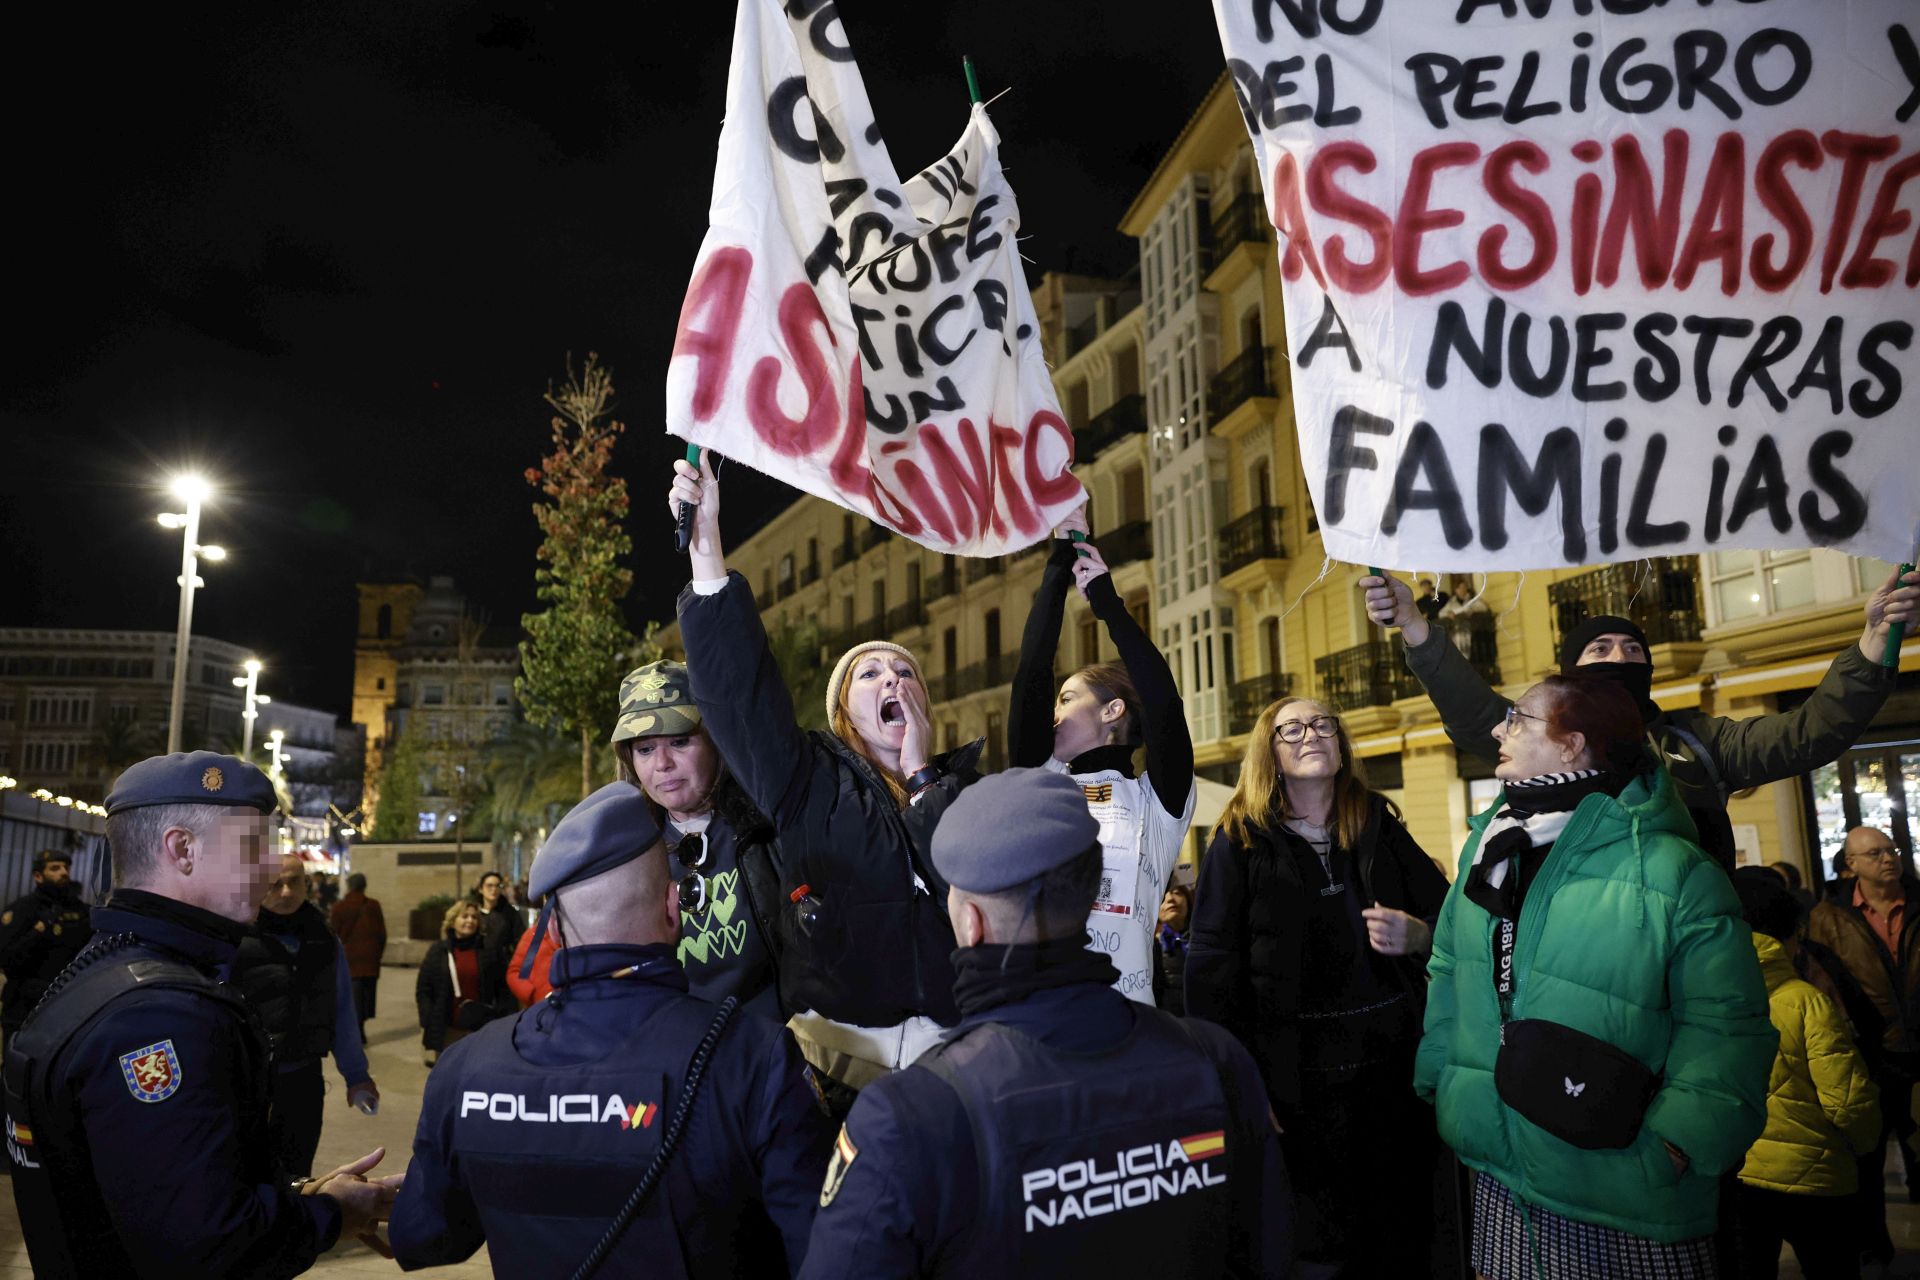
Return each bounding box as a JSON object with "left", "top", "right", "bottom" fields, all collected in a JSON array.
[{"left": 1464, "top": 769, "right": 1616, "bottom": 921}]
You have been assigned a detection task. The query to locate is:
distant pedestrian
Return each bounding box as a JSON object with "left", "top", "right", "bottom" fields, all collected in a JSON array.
[
  {"left": 1413, "top": 578, "right": 1444, "bottom": 623},
  {"left": 468, "top": 871, "right": 524, "bottom": 967},
  {"left": 234, "top": 855, "right": 381, "bottom": 1179},
  {"left": 330, "top": 871, "right": 387, "bottom": 1041},
  {"left": 1153, "top": 884, "right": 1191, "bottom": 1017},
  {"left": 416, "top": 900, "right": 511, "bottom": 1066},
  {"left": 0, "top": 850, "right": 93, "bottom": 1046},
  {"left": 1732, "top": 867, "right": 1879, "bottom": 1280}
]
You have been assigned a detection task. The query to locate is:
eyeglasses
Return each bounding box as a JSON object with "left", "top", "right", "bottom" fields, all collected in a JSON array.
[
  {"left": 673, "top": 831, "right": 710, "bottom": 914},
  {"left": 1503, "top": 706, "right": 1549, "bottom": 733},
  {"left": 1851, "top": 846, "right": 1901, "bottom": 863},
  {"left": 1275, "top": 716, "right": 1339, "bottom": 743}
]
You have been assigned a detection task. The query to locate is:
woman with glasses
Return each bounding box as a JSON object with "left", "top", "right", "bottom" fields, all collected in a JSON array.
[
  {"left": 1417, "top": 673, "right": 1773, "bottom": 1280},
  {"left": 669, "top": 458, "right": 981, "bottom": 1092},
  {"left": 1006, "top": 509, "right": 1195, "bottom": 1003},
  {"left": 609, "top": 659, "right": 788, "bottom": 1027},
  {"left": 1187, "top": 696, "right": 1447, "bottom": 1276}
]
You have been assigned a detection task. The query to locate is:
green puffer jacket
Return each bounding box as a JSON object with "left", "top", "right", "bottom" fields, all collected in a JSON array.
[
  {"left": 1414, "top": 765, "right": 1776, "bottom": 1242},
  {"left": 1739, "top": 932, "right": 1880, "bottom": 1196}
]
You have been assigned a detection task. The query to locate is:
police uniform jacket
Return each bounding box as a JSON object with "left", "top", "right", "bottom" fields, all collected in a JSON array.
[
  {"left": 3, "top": 891, "right": 341, "bottom": 1278},
  {"left": 799, "top": 966, "right": 1292, "bottom": 1279},
  {"left": 389, "top": 941, "right": 833, "bottom": 1278},
  {"left": 0, "top": 882, "right": 93, "bottom": 1032}
]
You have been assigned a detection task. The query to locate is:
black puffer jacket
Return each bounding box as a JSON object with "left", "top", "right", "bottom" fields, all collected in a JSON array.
[
  {"left": 679, "top": 572, "right": 980, "bottom": 1028},
  {"left": 1185, "top": 793, "right": 1446, "bottom": 1111},
  {"left": 415, "top": 932, "right": 513, "bottom": 1052}
]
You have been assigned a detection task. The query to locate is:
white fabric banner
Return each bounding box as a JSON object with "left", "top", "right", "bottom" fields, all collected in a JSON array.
[
  {"left": 666, "top": 0, "right": 1083, "bottom": 556},
  {"left": 1213, "top": 0, "right": 1920, "bottom": 570}
]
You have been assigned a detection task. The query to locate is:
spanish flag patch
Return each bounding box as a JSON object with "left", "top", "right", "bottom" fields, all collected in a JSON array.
[{"left": 1177, "top": 1129, "right": 1226, "bottom": 1161}]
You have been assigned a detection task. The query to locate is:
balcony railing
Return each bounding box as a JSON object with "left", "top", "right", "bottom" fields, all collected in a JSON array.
[
  {"left": 859, "top": 525, "right": 891, "bottom": 553},
  {"left": 884, "top": 600, "right": 927, "bottom": 633},
  {"left": 1211, "top": 191, "right": 1268, "bottom": 261},
  {"left": 1547, "top": 557, "right": 1704, "bottom": 651},
  {"left": 965, "top": 557, "right": 1005, "bottom": 584},
  {"left": 1099, "top": 520, "right": 1154, "bottom": 569},
  {"left": 775, "top": 578, "right": 795, "bottom": 601},
  {"left": 1438, "top": 612, "right": 1502, "bottom": 686},
  {"left": 1207, "top": 345, "right": 1275, "bottom": 423},
  {"left": 1080, "top": 393, "right": 1146, "bottom": 459},
  {"left": 1218, "top": 505, "right": 1286, "bottom": 577},
  {"left": 830, "top": 541, "right": 856, "bottom": 569},
  {"left": 1228, "top": 672, "right": 1295, "bottom": 735},
  {"left": 1315, "top": 638, "right": 1421, "bottom": 712},
  {"left": 925, "top": 564, "right": 959, "bottom": 603},
  {"left": 800, "top": 563, "right": 821, "bottom": 587}
]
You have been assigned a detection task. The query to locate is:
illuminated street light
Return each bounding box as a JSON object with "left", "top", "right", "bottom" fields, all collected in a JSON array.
[
  {"left": 267, "top": 728, "right": 287, "bottom": 777},
  {"left": 232, "top": 659, "right": 272, "bottom": 760},
  {"left": 157, "top": 473, "right": 219, "bottom": 753}
]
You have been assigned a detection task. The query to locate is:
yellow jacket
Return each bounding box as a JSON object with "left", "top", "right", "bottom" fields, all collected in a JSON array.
[{"left": 1739, "top": 933, "right": 1881, "bottom": 1196}]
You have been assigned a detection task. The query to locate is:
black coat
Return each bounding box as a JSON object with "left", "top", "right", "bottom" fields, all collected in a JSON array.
[
  {"left": 679, "top": 573, "right": 979, "bottom": 1027},
  {"left": 1186, "top": 793, "right": 1447, "bottom": 1112},
  {"left": 0, "top": 883, "right": 93, "bottom": 1032},
  {"left": 416, "top": 934, "right": 513, "bottom": 1051}
]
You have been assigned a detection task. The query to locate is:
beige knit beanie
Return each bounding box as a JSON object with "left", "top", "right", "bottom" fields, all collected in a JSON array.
[{"left": 824, "top": 641, "right": 921, "bottom": 725}]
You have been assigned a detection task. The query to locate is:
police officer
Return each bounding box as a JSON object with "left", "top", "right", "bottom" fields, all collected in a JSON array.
[
  {"left": 3, "top": 751, "right": 399, "bottom": 1276},
  {"left": 233, "top": 854, "right": 380, "bottom": 1179},
  {"left": 389, "top": 780, "right": 833, "bottom": 1278},
  {"left": 0, "top": 849, "right": 93, "bottom": 1044},
  {"left": 800, "top": 769, "right": 1292, "bottom": 1278}
]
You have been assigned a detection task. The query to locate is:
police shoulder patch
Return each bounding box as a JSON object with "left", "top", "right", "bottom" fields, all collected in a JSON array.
[
  {"left": 819, "top": 1124, "right": 858, "bottom": 1207},
  {"left": 119, "top": 1040, "right": 184, "bottom": 1102}
]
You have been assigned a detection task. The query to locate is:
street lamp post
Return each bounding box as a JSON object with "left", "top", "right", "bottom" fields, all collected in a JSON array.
[
  {"left": 267, "top": 728, "right": 287, "bottom": 778},
  {"left": 231, "top": 659, "right": 271, "bottom": 760},
  {"left": 157, "top": 476, "right": 224, "bottom": 755}
]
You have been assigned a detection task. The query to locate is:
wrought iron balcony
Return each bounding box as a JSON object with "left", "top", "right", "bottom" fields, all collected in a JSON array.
[
  {"left": 1099, "top": 520, "right": 1154, "bottom": 569},
  {"left": 925, "top": 564, "right": 959, "bottom": 603},
  {"left": 884, "top": 600, "right": 927, "bottom": 633},
  {"left": 1080, "top": 393, "right": 1146, "bottom": 459},
  {"left": 800, "top": 563, "right": 821, "bottom": 587},
  {"left": 965, "top": 557, "right": 1005, "bottom": 584},
  {"left": 859, "top": 525, "right": 891, "bottom": 553},
  {"left": 1228, "top": 672, "right": 1295, "bottom": 735},
  {"left": 775, "top": 578, "right": 795, "bottom": 602},
  {"left": 1315, "top": 638, "right": 1421, "bottom": 712},
  {"left": 1207, "top": 345, "right": 1275, "bottom": 422},
  {"left": 1218, "top": 505, "right": 1286, "bottom": 577},
  {"left": 1547, "top": 557, "right": 1704, "bottom": 651},
  {"left": 830, "top": 541, "right": 856, "bottom": 569},
  {"left": 1211, "top": 191, "right": 1268, "bottom": 261},
  {"left": 1438, "top": 612, "right": 1502, "bottom": 686}
]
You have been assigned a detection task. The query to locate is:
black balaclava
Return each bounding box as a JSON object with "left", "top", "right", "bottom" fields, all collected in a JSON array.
[{"left": 1558, "top": 614, "right": 1657, "bottom": 722}]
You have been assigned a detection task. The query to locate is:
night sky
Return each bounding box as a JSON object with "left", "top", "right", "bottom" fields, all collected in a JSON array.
[{"left": 1, "top": 2, "right": 1225, "bottom": 717}]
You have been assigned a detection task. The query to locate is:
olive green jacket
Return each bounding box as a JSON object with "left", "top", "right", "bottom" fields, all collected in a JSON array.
[{"left": 1402, "top": 628, "right": 1894, "bottom": 820}]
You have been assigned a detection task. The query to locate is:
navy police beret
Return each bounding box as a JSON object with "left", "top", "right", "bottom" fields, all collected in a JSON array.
[
  {"left": 932, "top": 768, "right": 1101, "bottom": 895},
  {"left": 530, "top": 782, "right": 664, "bottom": 900},
  {"left": 105, "top": 751, "right": 277, "bottom": 816}
]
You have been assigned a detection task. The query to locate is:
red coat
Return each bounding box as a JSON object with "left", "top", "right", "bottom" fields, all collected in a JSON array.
[
  {"left": 329, "top": 891, "right": 388, "bottom": 979},
  {"left": 506, "top": 925, "right": 559, "bottom": 1007}
]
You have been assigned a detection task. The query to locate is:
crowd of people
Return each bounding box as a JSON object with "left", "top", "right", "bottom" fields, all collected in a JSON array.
[{"left": 0, "top": 461, "right": 1915, "bottom": 1278}]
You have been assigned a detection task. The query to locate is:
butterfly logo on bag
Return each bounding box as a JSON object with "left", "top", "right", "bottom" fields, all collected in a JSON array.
[{"left": 1564, "top": 1078, "right": 1586, "bottom": 1098}]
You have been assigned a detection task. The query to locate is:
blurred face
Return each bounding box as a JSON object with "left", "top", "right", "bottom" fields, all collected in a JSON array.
[
  {"left": 189, "top": 811, "right": 277, "bottom": 923},
  {"left": 478, "top": 873, "right": 501, "bottom": 906},
  {"left": 1492, "top": 685, "right": 1587, "bottom": 781},
  {"left": 1575, "top": 632, "right": 1648, "bottom": 666},
  {"left": 262, "top": 855, "right": 309, "bottom": 916},
  {"left": 844, "top": 651, "right": 921, "bottom": 757},
  {"left": 1847, "top": 831, "right": 1903, "bottom": 888},
  {"left": 1271, "top": 701, "right": 1341, "bottom": 782},
  {"left": 1053, "top": 675, "right": 1121, "bottom": 761},
  {"left": 1158, "top": 889, "right": 1190, "bottom": 932},
  {"left": 33, "top": 861, "right": 70, "bottom": 887},
  {"left": 630, "top": 731, "right": 720, "bottom": 818},
  {"left": 452, "top": 905, "right": 481, "bottom": 938}
]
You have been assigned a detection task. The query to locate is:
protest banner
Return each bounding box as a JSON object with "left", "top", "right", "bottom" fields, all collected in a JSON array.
[
  {"left": 1213, "top": 0, "right": 1920, "bottom": 570},
  {"left": 666, "top": 0, "right": 1083, "bottom": 557}
]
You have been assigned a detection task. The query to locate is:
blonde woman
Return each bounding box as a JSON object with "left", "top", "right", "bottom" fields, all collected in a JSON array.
[
  {"left": 415, "top": 901, "right": 510, "bottom": 1064},
  {"left": 1187, "top": 696, "right": 1447, "bottom": 1276},
  {"left": 669, "top": 458, "right": 982, "bottom": 1091}
]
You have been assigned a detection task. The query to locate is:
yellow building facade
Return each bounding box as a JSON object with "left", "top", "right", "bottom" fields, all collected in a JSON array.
[{"left": 662, "top": 75, "right": 1919, "bottom": 882}]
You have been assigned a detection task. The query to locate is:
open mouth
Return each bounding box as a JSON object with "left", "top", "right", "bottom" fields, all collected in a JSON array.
[{"left": 881, "top": 697, "right": 904, "bottom": 726}]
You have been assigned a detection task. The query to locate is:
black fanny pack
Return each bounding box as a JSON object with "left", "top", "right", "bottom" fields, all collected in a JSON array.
[{"left": 1495, "top": 1018, "right": 1659, "bottom": 1150}]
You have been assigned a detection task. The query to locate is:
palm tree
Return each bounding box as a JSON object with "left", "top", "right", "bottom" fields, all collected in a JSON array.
[{"left": 88, "top": 716, "right": 157, "bottom": 776}]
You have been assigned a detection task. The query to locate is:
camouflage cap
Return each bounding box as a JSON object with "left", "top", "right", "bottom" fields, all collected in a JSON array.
[{"left": 611, "top": 660, "right": 702, "bottom": 743}]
